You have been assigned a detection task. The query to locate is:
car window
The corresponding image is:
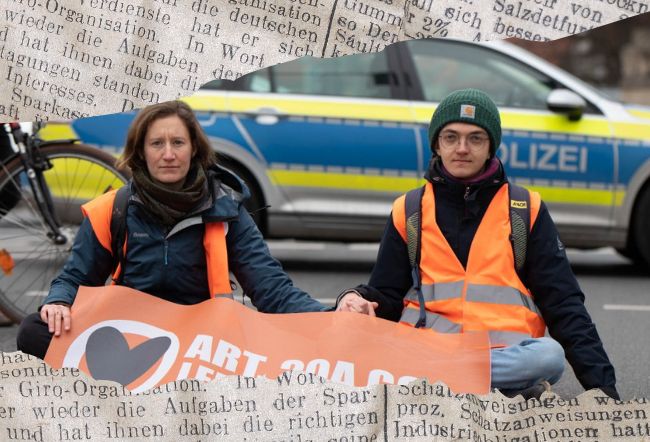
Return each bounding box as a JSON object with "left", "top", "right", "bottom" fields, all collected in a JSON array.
[
  {"left": 270, "top": 52, "right": 392, "bottom": 99},
  {"left": 406, "top": 40, "right": 557, "bottom": 110},
  {"left": 201, "top": 79, "right": 226, "bottom": 90},
  {"left": 201, "top": 69, "right": 272, "bottom": 93},
  {"left": 200, "top": 53, "right": 391, "bottom": 99}
]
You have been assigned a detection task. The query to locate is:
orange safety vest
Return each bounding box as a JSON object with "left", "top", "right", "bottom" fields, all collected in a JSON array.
[
  {"left": 81, "top": 189, "right": 232, "bottom": 298},
  {"left": 392, "top": 182, "right": 545, "bottom": 348}
]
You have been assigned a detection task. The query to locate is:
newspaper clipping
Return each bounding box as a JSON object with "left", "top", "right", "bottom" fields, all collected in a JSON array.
[
  {"left": 2, "top": 0, "right": 650, "bottom": 440},
  {"left": 1, "top": 352, "right": 649, "bottom": 441},
  {"left": 0, "top": 0, "right": 648, "bottom": 120}
]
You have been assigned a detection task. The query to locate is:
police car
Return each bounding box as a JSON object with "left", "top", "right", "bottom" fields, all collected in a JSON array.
[{"left": 49, "top": 39, "right": 650, "bottom": 268}]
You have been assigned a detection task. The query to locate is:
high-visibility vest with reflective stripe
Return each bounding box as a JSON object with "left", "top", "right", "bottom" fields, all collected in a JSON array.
[
  {"left": 392, "top": 182, "right": 545, "bottom": 348},
  {"left": 81, "top": 189, "right": 232, "bottom": 298}
]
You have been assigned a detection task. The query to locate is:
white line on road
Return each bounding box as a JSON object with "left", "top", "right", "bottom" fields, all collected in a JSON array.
[
  {"left": 603, "top": 304, "right": 650, "bottom": 312},
  {"left": 348, "top": 243, "right": 380, "bottom": 251},
  {"left": 268, "top": 242, "right": 326, "bottom": 250}
]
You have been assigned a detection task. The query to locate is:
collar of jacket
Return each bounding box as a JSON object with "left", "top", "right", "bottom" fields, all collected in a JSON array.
[
  {"left": 202, "top": 164, "right": 250, "bottom": 222},
  {"left": 424, "top": 156, "right": 507, "bottom": 201}
]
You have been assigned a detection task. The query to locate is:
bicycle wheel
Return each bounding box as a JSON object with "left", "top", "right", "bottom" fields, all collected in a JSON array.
[{"left": 0, "top": 144, "right": 130, "bottom": 323}]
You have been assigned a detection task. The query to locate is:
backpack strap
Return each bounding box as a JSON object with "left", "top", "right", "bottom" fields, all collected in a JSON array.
[
  {"left": 404, "top": 185, "right": 427, "bottom": 329},
  {"left": 507, "top": 182, "right": 531, "bottom": 282},
  {"left": 110, "top": 185, "right": 130, "bottom": 285}
]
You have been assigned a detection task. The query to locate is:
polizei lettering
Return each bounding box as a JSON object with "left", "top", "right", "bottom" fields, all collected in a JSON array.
[{"left": 499, "top": 142, "right": 588, "bottom": 173}]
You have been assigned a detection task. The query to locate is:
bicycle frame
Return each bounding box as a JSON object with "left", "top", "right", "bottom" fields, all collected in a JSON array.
[{"left": 3, "top": 123, "right": 68, "bottom": 245}]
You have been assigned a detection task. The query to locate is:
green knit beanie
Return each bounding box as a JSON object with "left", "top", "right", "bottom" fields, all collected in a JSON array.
[{"left": 428, "top": 89, "right": 502, "bottom": 157}]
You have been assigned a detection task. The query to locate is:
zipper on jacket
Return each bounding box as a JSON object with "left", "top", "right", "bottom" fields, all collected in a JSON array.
[
  {"left": 462, "top": 185, "right": 473, "bottom": 221},
  {"left": 164, "top": 240, "right": 168, "bottom": 265}
]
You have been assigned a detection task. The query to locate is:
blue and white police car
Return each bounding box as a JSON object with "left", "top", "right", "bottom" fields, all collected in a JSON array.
[{"left": 49, "top": 38, "right": 650, "bottom": 268}]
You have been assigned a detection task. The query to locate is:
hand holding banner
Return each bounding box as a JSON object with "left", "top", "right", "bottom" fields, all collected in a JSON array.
[{"left": 45, "top": 286, "right": 490, "bottom": 394}]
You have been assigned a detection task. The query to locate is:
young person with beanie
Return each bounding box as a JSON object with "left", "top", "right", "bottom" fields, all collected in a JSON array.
[{"left": 337, "top": 89, "right": 619, "bottom": 400}]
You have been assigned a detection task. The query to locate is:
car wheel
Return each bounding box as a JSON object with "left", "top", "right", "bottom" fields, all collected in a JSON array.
[
  {"left": 632, "top": 185, "right": 650, "bottom": 270},
  {"left": 219, "top": 159, "right": 266, "bottom": 234}
]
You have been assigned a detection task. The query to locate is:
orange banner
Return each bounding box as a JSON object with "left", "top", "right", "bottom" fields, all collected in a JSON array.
[{"left": 45, "top": 286, "right": 491, "bottom": 394}]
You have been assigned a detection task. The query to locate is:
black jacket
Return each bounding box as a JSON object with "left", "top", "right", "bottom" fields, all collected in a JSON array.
[{"left": 353, "top": 158, "right": 618, "bottom": 397}]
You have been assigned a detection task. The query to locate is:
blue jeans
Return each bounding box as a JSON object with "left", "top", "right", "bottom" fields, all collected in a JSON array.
[{"left": 490, "top": 337, "right": 565, "bottom": 390}]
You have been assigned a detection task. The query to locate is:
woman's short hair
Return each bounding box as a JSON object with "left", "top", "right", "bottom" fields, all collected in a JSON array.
[{"left": 116, "top": 101, "right": 216, "bottom": 171}]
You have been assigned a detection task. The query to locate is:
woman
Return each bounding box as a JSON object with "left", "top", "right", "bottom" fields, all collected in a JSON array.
[
  {"left": 336, "top": 89, "right": 618, "bottom": 400},
  {"left": 17, "top": 101, "right": 326, "bottom": 359}
]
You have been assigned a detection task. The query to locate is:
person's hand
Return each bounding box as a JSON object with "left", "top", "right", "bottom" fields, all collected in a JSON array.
[
  {"left": 40, "top": 304, "right": 71, "bottom": 337},
  {"left": 336, "top": 292, "right": 378, "bottom": 317}
]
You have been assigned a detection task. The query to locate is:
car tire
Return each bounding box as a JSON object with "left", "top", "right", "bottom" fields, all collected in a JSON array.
[
  {"left": 632, "top": 185, "right": 650, "bottom": 270},
  {"left": 219, "top": 159, "right": 266, "bottom": 234}
]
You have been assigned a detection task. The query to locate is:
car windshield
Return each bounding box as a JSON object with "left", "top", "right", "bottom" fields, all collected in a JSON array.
[
  {"left": 406, "top": 39, "right": 558, "bottom": 109},
  {"left": 494, "top": 41, "right": 619, "bottom": 103}
]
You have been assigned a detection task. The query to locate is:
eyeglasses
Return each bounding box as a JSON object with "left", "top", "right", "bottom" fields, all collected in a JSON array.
[{"left": 438, "top": 132, "right": 489, "bottom": 150}]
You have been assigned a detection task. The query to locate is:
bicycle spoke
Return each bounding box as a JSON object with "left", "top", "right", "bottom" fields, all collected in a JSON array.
[
  {"left": 0, "top": 241, "right": 60, "bottom": 293},
  {"left": 0, "top": 248, "right": 66, "bottom": 300},
  {"left": 62, "top": 156, "right": 79, "bottom": 206},
  {"left": 1, "top": 164, "right": 38, "bottom": 212},
  {"left": 0, "top": 168, "right": 50, "bottom": 233},
  {"left": 71, "top": 157, "right": 94, "bottom": 203},
  {"left": 0, "top": 204, "right": 52, "bottom": 236},
  {"left": 0, "top": 144, "right": 129, "bottom": 321},
  {"left": 6, "top": 243, "right": 71, "bottom": 312},
  {"left": 55, "top": 158, "right": 75, "bottom": 212},
  {"left": 50, "top": 157, "right": 68, "bottom": 208},
  {"left": 93, "top": 162, "right": 114, "bottom": 196},
  {"left": 21, "top": 255, "right": 64, "bottom": 310},
  {"left": 0, "top": 246, "right": 71, "bottom": 260},
  {"left": 0, "top": 232, "right": 49, "bottom": 241},
  {"left": 0, "top": 215, "right": 50, "bottom": 238},
  {"left": 2, "top": 189, "right": 45, "bottom": 229},
  {"left": 69, "top": 157, "right": 91, "bottom": 206},
  {"left": 19, "top": 293, "right": 41, "bottom": 315}
]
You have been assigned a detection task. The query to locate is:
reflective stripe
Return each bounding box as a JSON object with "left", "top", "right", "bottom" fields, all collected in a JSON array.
[
  {"left": 524, "top": 185, "right": 618, "bottom": 207},
  {"left": 466, "top": 284, "right": 541, "bottom": 316},
  {"left": 400, "top": 308, "right": 461, "bottom": 333},
  {"left": 214, "top": 293, "right": 234, "bottom": 300},
  {"left": 404, "top": 281, "right": 464, "bottom": 303},
  {"left": 402, "top": 309, "right": 533, "bottom": 346},
  {"left": 489, "top": 330, "right": 533, "bottom": 347},
  {"left": 268, "top": 169, "right": 419, "bottom": 193}
]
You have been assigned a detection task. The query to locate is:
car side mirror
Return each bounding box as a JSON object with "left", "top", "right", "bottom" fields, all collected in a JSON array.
[{"left": 546, "top": 89, "right": 587, "bottom": 121}]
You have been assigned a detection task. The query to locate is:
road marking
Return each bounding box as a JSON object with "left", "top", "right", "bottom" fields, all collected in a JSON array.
[
  {"left": 603, "top": 304, "right": 650, "bottom": 312},
  {"left": 349, "top": 243, "right": 380, "bottom": 251},
  {"left": 268, "top": 241, "right": 326, "bottom": 251}
]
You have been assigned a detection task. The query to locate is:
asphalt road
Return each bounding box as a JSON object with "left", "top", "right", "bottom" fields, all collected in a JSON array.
[{"left": 1, "top": 243, "right": 648, "bottom": 401}]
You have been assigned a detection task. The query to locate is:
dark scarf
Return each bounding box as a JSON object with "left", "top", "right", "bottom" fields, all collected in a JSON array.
[
  {"left": 132, "top": 162, "right": 209, "bottom": 227},
  {"left": 440, "top": 157, "right": 500, "bottom": 185}
]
